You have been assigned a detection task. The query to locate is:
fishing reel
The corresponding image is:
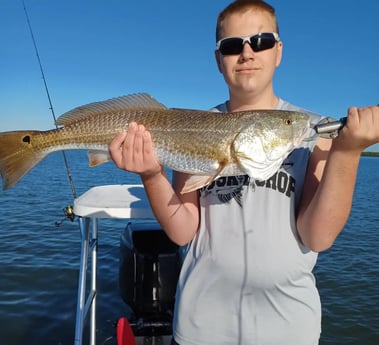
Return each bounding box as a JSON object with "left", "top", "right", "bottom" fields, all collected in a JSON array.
[
  {"left": 55, "top": 204, "right": 75, "bottom": 227},
  {"left": 313, "top": 117, "right": 347, "bottom": 139}
]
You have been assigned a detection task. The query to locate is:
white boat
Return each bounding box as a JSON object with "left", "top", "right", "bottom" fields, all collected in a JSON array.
[{"left": 73, "top": 184, "right": 180, "bottom": 345}]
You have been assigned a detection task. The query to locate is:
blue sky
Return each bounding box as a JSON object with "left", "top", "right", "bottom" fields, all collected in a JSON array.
[{"left": 1, "top": 0, "right": 378, "bottom": 151}]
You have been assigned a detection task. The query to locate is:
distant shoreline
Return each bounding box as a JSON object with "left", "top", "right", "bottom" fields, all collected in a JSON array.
[{"left": 362, "top": 152, "right": 379, "bottom": 157}]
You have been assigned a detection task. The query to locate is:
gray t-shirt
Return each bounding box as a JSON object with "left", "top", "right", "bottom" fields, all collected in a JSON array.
[{"left": 173, "top": 100, "right": 323, "bottom": 345}]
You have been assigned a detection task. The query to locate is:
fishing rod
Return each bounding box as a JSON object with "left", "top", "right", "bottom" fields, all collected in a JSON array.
[
  {"left": 22, "top": 0, "right": 76, "bottom": 224},
  {"left": 313, "top": 117, "right": 347, "bottom": 139}
]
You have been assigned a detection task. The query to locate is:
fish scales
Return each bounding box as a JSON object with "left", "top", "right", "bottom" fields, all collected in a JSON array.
[
  {"left": 0, "top": 93, "right": 310, "bottom": 192},
  {"left": 55, "top": 109, "right": 247, "bottom": 168}
]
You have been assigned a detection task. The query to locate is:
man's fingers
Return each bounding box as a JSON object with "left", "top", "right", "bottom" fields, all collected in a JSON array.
[
  {"left": 109, "top": 131, "right": 127, "bottom": 163},
  {"left": 109, "top": 131, "right": 127, "bottom": 149}
]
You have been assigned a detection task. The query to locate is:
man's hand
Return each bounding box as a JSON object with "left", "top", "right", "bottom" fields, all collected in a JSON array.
[
  {"left": 334, "top": 105, "right": 379, "bottom": 153},
  {"left": 109, "top": 122, "right": 162, "bottom": 179}
]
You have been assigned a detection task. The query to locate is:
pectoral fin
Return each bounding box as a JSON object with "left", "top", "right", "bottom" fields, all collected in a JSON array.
[
  {"left": 181, "top": 175, "right": 215, "bottom": 194},
  {"left": 88, "top": 149, "right": 111, "bottom": 167},
  {"left": 181, "top": 160, "right": 228, "bottom": 194}
]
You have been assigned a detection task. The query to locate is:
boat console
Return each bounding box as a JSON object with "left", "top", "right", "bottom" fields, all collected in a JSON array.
[{"left": 73, "top": 184, "right": 181, "bottom": 345}]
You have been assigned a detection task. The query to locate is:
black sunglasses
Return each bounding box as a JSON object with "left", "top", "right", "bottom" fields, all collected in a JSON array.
[{"left": 216, "top": 32, "right": 280, "bottom": 55}]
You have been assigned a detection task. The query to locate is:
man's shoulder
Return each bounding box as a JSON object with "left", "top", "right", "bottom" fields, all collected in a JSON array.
[{"left": 209, "top": 102, "right": 227, "bottom": 113}]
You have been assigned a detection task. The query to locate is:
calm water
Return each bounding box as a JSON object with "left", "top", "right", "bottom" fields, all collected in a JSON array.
[{"left": 0, "top": 152, "right": 378, "bottom": 345}]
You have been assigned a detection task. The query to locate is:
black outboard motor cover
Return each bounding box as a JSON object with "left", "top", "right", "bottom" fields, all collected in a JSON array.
[{"left": 119, "top": 222, "right": 182, "bottom": 319}]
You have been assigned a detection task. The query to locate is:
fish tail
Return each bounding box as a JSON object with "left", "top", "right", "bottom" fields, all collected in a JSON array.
[{"left": 0, "top": 131, "right": 49, "bottom": 190}]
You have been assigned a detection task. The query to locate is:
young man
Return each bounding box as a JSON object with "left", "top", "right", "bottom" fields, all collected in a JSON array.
[{"left": 109, "top": 1, "right": 379, "bottom": 344}]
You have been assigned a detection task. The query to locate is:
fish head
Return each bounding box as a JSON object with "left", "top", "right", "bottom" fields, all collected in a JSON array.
[{"left": 232, "top": 111, "right": 310, "bottom": 180}]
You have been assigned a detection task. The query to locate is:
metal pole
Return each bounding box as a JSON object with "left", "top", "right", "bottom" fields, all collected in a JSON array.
[
  {"left": 74, "top": 217, "right": 90, "bottom": 345},
  {"left": 90, "top": 218, "right": 98, "bottom": 345}
]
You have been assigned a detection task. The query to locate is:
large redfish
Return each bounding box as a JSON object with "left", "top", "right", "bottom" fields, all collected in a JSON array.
[{"left": 0, "top": 93, "right": 310, "bottom": 193}]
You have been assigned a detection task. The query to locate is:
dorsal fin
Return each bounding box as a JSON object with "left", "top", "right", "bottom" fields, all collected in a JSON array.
[{"left": 56, "top": 93, "right": 167, "bottom": 126}]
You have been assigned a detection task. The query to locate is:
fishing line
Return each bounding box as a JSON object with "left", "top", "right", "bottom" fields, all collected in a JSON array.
[{"left": 22, "top": 0, "right": 77, "bottom": 221}]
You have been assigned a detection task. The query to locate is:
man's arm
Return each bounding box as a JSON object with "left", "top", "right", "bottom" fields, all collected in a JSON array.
[{"left": 297, "top": 105, "right": 379, "bottom": 252}]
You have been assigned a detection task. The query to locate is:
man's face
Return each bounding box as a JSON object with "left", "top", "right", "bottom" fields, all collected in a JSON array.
[{"left": 215, "top": 9, "right": 282, "bottom": 98}]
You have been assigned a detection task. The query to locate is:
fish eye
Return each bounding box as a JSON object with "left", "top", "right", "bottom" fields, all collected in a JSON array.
[{"left": 284, "top": 118, "right": 292, "bottom": 126}]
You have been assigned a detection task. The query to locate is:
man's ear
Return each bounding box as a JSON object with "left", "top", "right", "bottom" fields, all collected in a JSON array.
[
  {"left": 215, "top": 49, "right": 223, "bottom": 73},
  {"left": 275, "top": 41, "right": 283, "bottom": 67}
]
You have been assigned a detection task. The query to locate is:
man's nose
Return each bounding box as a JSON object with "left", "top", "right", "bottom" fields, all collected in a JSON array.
[{"left": 240, "top": 42, "right": 255, "bottom": 59}]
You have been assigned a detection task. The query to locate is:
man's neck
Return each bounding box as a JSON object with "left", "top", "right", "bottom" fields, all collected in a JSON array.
[{"left": 227, "top": 91, "right": 279, "bottom": 112}]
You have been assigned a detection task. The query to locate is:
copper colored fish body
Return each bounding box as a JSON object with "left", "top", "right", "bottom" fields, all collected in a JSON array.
[{"left": 0, "top": 93, "right": 310, "bottom": 193}]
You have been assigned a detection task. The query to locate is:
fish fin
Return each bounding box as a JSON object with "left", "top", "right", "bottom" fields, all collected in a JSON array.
[
  {"left": 56, "top": 93, "right": 167, "bottom": 126},
  {"left": 181, "top": 175, "right": 216, "bottom": 194},
  {"left": 0, "top": 131, "right": 50, "bottom": 189},
  {"left": 88, "top": 150, "right": 111, "bottom": 167},
  {"left": 181, "top": 161, "right": 228, "bottom": 194}
]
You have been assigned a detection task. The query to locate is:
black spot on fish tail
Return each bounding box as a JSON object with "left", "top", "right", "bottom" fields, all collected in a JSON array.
[{"left": 22, "top": 135, "right": 31, "bottom": 144}]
